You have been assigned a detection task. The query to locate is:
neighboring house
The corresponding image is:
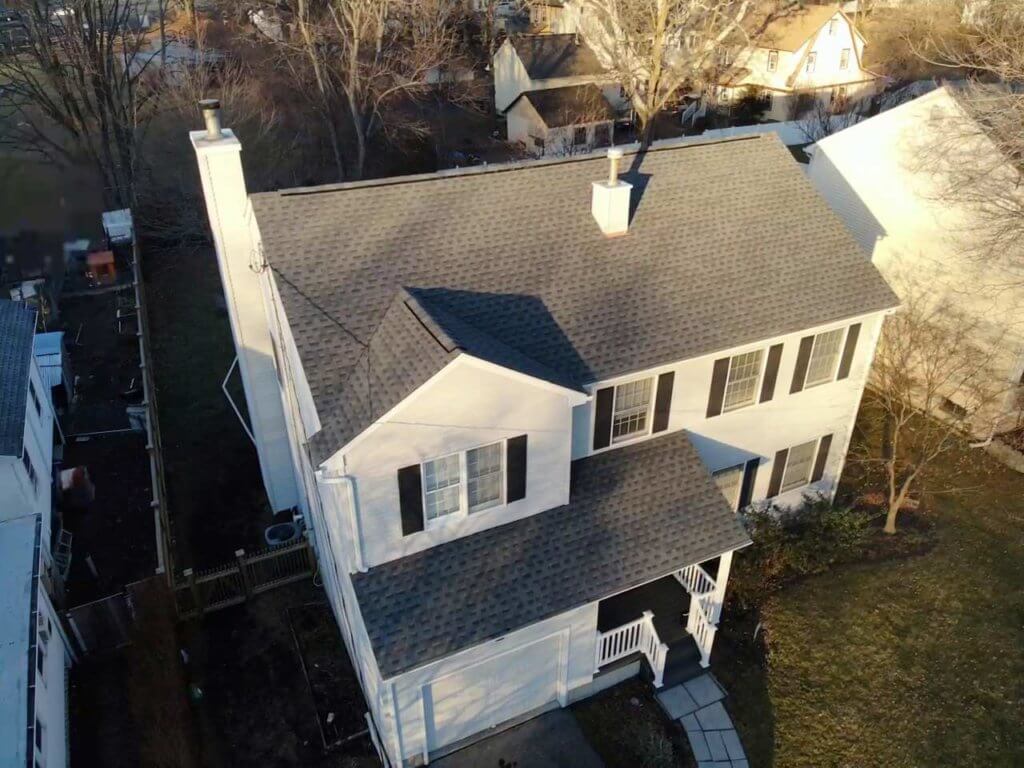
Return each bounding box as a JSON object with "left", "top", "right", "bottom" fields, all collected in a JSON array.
[
  {"left": 530, "top": 0, "right": 576, "bottom": 33},
  {"left": 712, "top": 4, "right": 880, "bottom": 121},
  {"left": 0, "top": 299, "right": 73, "bottom": 768},
  {"left": 191, "top": 111, "right": 897, "bottom": 766},
  {"left": 806, "top": 85, "right": 1024, "bottom": 436},
  {"left": 506, "top": 84, "right": 615, "bottom": 156},
  {"left": 492, "top": 33, "right": 626, "bottom": 113}
]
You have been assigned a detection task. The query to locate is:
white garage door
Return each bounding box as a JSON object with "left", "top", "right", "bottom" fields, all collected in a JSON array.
[{"left": 425, "top": 634, "right": 562, "bottom": 752}]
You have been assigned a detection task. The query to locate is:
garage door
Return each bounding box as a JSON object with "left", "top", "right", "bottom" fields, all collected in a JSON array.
[{"left": 424, "top": 634, "right": 562, "bottom": 752}]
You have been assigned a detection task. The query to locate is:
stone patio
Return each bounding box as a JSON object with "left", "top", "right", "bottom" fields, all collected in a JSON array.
[{"left": 656, "top": 674, "right": 748, "bottom": 768}]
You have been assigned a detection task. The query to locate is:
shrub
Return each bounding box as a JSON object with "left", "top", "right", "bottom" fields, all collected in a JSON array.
[{"left": 729, "top": 496, "right": 871, "bottom": 611}]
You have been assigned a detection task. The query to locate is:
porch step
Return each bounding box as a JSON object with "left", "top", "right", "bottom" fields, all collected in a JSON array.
[{"left": 661, "top": 638, "right": 704, "bottom": 689}]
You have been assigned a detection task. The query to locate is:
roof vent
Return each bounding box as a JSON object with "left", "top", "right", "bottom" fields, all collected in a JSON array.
[
  {"left": 591, "top": 148, "right": 632, "bottom": 237},
  {"left": 199, "top": 98, "right": 223, "bottom": 140}
]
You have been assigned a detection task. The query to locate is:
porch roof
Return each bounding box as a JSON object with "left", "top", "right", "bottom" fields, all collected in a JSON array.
[{"left": 352, "top": 430, "right": 751, "bottom": 679}]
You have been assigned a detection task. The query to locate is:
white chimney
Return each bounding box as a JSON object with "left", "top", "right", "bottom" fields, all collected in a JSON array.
[
  {"left": 190, "top": 101, "right": 299, "bottom": 513},
  {"left": 591, "top": 148, "right": 632, "bottom": 237}
]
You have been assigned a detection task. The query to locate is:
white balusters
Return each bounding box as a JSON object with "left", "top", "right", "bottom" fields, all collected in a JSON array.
[{"left": 594, "top": 610, "right": 669, "bottom": 687}]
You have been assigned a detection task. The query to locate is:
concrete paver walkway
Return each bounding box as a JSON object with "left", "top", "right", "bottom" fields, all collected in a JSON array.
[{"left": 656, "top": 674, "right": 748, "bottom": 768}]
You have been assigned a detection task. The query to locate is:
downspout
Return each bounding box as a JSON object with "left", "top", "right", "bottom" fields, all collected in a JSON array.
[{"left": 315, "top": 468, "right": 367, "bottom": 574}]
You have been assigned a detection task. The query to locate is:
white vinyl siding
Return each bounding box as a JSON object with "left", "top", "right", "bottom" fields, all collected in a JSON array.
[
  {"left": 804, "top": 328, "right": 845, "bottom": 387},
  {"left": 612, "top": 378, "right": 653, "bottom": 442},
  {"left": 713, "top": 464, "right": 744, "bottom": 510},
  {"left": 722, "top": 350, "right": 764, "bottom": 412},
  {"left": 423, "top": 440, "right": 506, "bottom": 524},
  {"left": 781, "top": 440, "right": 817, "bottom": 492}
]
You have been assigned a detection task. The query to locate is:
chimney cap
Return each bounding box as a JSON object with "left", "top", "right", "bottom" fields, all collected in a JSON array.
[
  {"left": 607, "top": 147, "right": 624, "bottom": 160},
  {"left": 199, "top": 98, "right": 221, "bottom": 110}
]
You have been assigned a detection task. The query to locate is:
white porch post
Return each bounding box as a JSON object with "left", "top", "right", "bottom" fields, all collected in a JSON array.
[{"left": 710, "top": 550, "right": 733, "bottom": 624}]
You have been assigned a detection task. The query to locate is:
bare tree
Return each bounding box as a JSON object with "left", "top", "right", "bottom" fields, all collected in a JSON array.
[
  {"left": 794, "top": 97, "right": 861, "bottom": 144},
  {"left": 862, "top": 276, "right": 1013, "bottom": 534},
  {"left": 567, "top": 0, "right": 761, "bottom": 144},
  {"left": 276, "top": 0, "right": 475, "bottom": 179},
  {"left": 0, "top": 0, "right": 161, "bottom": 206}
]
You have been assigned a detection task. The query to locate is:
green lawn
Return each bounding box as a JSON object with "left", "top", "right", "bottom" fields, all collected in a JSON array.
[{"left": 723, "top": 441, "right": 1024, "bottom": 767}]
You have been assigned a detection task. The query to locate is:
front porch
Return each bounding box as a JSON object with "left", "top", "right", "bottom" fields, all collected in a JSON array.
[{"left": 594, "top": 554, "right": 732, "bottom": 689}]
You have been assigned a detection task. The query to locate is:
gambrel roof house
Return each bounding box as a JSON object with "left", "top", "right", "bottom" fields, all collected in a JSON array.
[
  {"left": 712, "top": 4, "right": 880, "bottom": 121},
  {"left": 505, "top": 84, "right": 616, "bottom": 157},
  {"left": 191, "top": 110, "right": 897, "bottom": 765}
]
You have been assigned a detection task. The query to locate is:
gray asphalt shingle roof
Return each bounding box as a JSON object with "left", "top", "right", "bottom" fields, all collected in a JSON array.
[
  {"left": 514, "top": 84, "right": 616, "bottom": 128},
  {"left": 0, "top": 300, "right": 36, "bottom": 457},
  {"left": 352, "top": 430, "right": 752, "bottom": 678},
  {"left": 251, "top": 136, "right": 898, "bottom": 463},
  {"left": 510, "top": 33, "right": 606, "bottom": 80}
]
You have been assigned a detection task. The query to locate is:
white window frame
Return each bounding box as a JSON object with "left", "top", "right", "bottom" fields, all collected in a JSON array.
[
  {"left": 839, "top": 47, "right": 850, "bottom": 70},
  {"left": 805, "top": 52, "right": 817, "bottom": 74},
  {"left": 804, "top": 327, "right": 846, "bottom": 388},
  {"left": 713, "top": 463, "right": 745, "bottom": 511},
  {"left": 766, "top": 49, "right": 779, "bottom": 72},
  {"left": 421, "top": 440, "right": 506, "bottom": 529},
  {"left": 611, "top": 377, "right": 655, "bottom": 444},
  {"left": 828, "top": 18, "right": 838, "bottom": 35},
  {"left": 722, "top": 349, "right": 766, "bottom": 413},
  {"left": 780, "top": 439, "right": 819, "bottom": 493}
]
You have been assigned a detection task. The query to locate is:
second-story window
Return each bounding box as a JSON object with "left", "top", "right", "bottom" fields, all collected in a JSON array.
[
  {"left": 467, "top": 443, "right": 503, "bottom": 513},
  {"left": 424, "top": 452, "right": 461, "bottom": 522},
  {"left": 804, "top": 328, "right": 846, "bottom": 387},
  {"left": 723, "top": 350, "right": 764, "bottom": 412},
  {"left": 767, "top": 49, "right": 779, "bottom": 72},
  {"left": 805, "top": 52, "right": 817, "bottom": 74},
  {"left": 612, "top": 378, "right": 653, "bottom": 442},
  {"left": 839, "top": 48, "right": 850, "bottom": 70},
  {"left": 422, "top": 441, "right": 506, "bottom": 524}
]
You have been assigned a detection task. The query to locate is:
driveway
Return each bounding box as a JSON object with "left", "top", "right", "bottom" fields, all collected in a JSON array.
[{"left": 433, "top": 709, "right": 604, "bottom": 768}]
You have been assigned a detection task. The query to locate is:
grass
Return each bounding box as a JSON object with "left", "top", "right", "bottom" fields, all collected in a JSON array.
[{"left": 725, "top": 434, "right": 1024, "bottom": 767}]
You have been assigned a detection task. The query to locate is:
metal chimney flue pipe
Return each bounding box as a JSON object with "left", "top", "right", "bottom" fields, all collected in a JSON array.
[
  {"left": 199, "top": 98, "right": 222, "bottom": 140},
  {"left": 607, "top": 147, "right": 624, "bottom": 185}
]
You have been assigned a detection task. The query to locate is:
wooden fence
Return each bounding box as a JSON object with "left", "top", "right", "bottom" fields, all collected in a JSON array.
[{"left": 174, "top": 539, "right": 315, "bottom": 619}]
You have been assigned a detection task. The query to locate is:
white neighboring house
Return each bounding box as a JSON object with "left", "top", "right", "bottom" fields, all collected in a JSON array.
[
  {"left": 191, "top": 111, "right": 897, "bottom": 766},
  {"left": 529, "top": 0, "right": 577, "bottom": 33},
  {"left": 0, "top": 299, "right": 73, "bottom": 768},
  {"left": 712, "top": 4, "right": 880, "bottom": 121},
  {"left": 506, "top": 84, "right": 615, "bottom": 156},
  {"left": 492, "top": 33, "right": 626, "bottom": 113},
  {"left": 807, "top": 85, "right": 1024, "bottom": 435}
]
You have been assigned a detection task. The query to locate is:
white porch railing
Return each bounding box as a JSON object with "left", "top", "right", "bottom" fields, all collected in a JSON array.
[
  {"left": 675, "top": 563, "right": 720, "bottom": 668},
  {"left": 595, "top": 610, "right": 670, "bottom": 687},
  {"left": 675, "top": 563, "right": 715, "bottom": 600}
]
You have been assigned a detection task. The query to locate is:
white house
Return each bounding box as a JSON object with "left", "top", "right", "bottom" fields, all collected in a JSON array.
[
  {"left": 506, "top": 84, "right": 615, "bottom": 156},
  {"left": 492, "top": 33, "right": 626, "bottom": 113},
  {"left": 806, "top": 85, "right": 1024, "bottom": 435},
  {"left": 712, "top": 4, "right": 880, "bottom": 121},
  {"left": 0, "top": 299, "right": 73, "bottom": 768},
  {"left": 191, "top": 108, "right": 897, "bottom": 766}
]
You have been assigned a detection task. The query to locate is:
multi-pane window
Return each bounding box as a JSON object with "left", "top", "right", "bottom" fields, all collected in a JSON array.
[
  {"left": 781, "top": 440, "right": 817, "bottom": 493},
  {"left": 839, "top": 48, "right": 850, "bottom": 70},
  {"left": 467, "top": 442, "right": 503, "bottom": 513},
  {"left": 573, "top": 126, "right": 587, "bottom": 146},
  {"left": 423, "top": 441, "right": 505, "bottom": 524},
  {"left": 804, "top": 328, "right": 845, "bottom": 387},
  {"left": 423, "top": 453, "right": 461, "bottom": 522},
  {"left": 722, "top": 350, "right": 764, "bottom": 412},
  {"left": 805, "top": 52, "right": 817, "bottom": 73},
  {"left": 766, "top": 49, "right": 779, "bottom": 72},
  {"left": 29, "top": 380, "right": 42, "bottom": 417},
  {"left": 21, "top": 446, "right": 38, "bottom": 495},
  {"left": 612, "top": 378, "right": 653, "bottom": 442},
  {"left": 713, "top": 464, "right": 745, "bottom": 511}
]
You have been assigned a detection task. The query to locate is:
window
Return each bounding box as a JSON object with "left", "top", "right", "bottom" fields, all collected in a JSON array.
[
  {"left": 781, "top": 440, "right": 817, "bottom": 493},
  {"left": 722, "top": 350, "right": 764, "bottom": 412},
  {"left": 423, "top": 452, "right": 461, "bottom": 522},
  {"left": 766, "top": 49, "right": 779, "bottom": 72},
  {"left": 940, "top": 397, "right": 968, "bottom": 419},
  {"left": 422, "top": 440, "right": 506, "bottom": 524},
  {"left": 572, "top": 126, "right": 587, "bottom": 146},
  {"left": 22, "top": 446, "right": 38, "bottom": 495},
  {"left": 612, "top": 378, "right": 653, "bottom": 442},
  {"left": 839, "top": 47, "right": 850, "bottom": 70},
  {"left": 805, "top": 52, "right": 817, "bottom": 73},
  {"left": 828, "top": 18, "right": 838, "bottom": 35},
  {"left": 35, "top": 718, "right": 43, "bottom": 751},
  {"left": 29, "top": 379, "right": 42, "bottom": 417},
  {"left": 467, "top": 442, "right": 503, "bottom": 513},
  {"left": 804, "top": 328, "right": 846, "bottom": 387},
  {"left": 593, "top": 123, "right": 611, "bottom": 148},
  {"left": 532, "top": 135, "right": 545, "bottom": 151},
  {"left": 713, "top": 464, "right": 745, "bottom": 511}
]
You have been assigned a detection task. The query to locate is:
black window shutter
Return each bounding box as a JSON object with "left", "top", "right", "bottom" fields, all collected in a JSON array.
[
  {"left": 652, "top": 372, "right": 675, "bottom": 433},
  {"left": 706, "top": 357, "right": 730, "bottom": 418},
  {"left": 506, "top": 435, "right": 528, "bottom": 503},
  {"left": 593, "top": 387, "right": 614, "bottom": 450},
  {"left": 766, "top": 448, "right": 788, "bottom": 499},
  {"left": 397, "top": 465, "right": 424, "bottom": 536},
  {"left": 759, "top": 344, "right": 784, "bottom": 403},
  {"left": 836, "top": 323, "right": 861, "bottom": 380},
  {"left": 738, "top": 457, "right": 759, "bottom": 509},
  {"left": 811, "top": 434, "right": 833, "bottom": 483},
  {"left": 790, "top": 335, "right": 815, "bottom": 394}
]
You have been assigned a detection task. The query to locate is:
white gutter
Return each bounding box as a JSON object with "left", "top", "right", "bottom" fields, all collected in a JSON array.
[{"left": 315, "top": 469, "right": 367, "bottom": 573}]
